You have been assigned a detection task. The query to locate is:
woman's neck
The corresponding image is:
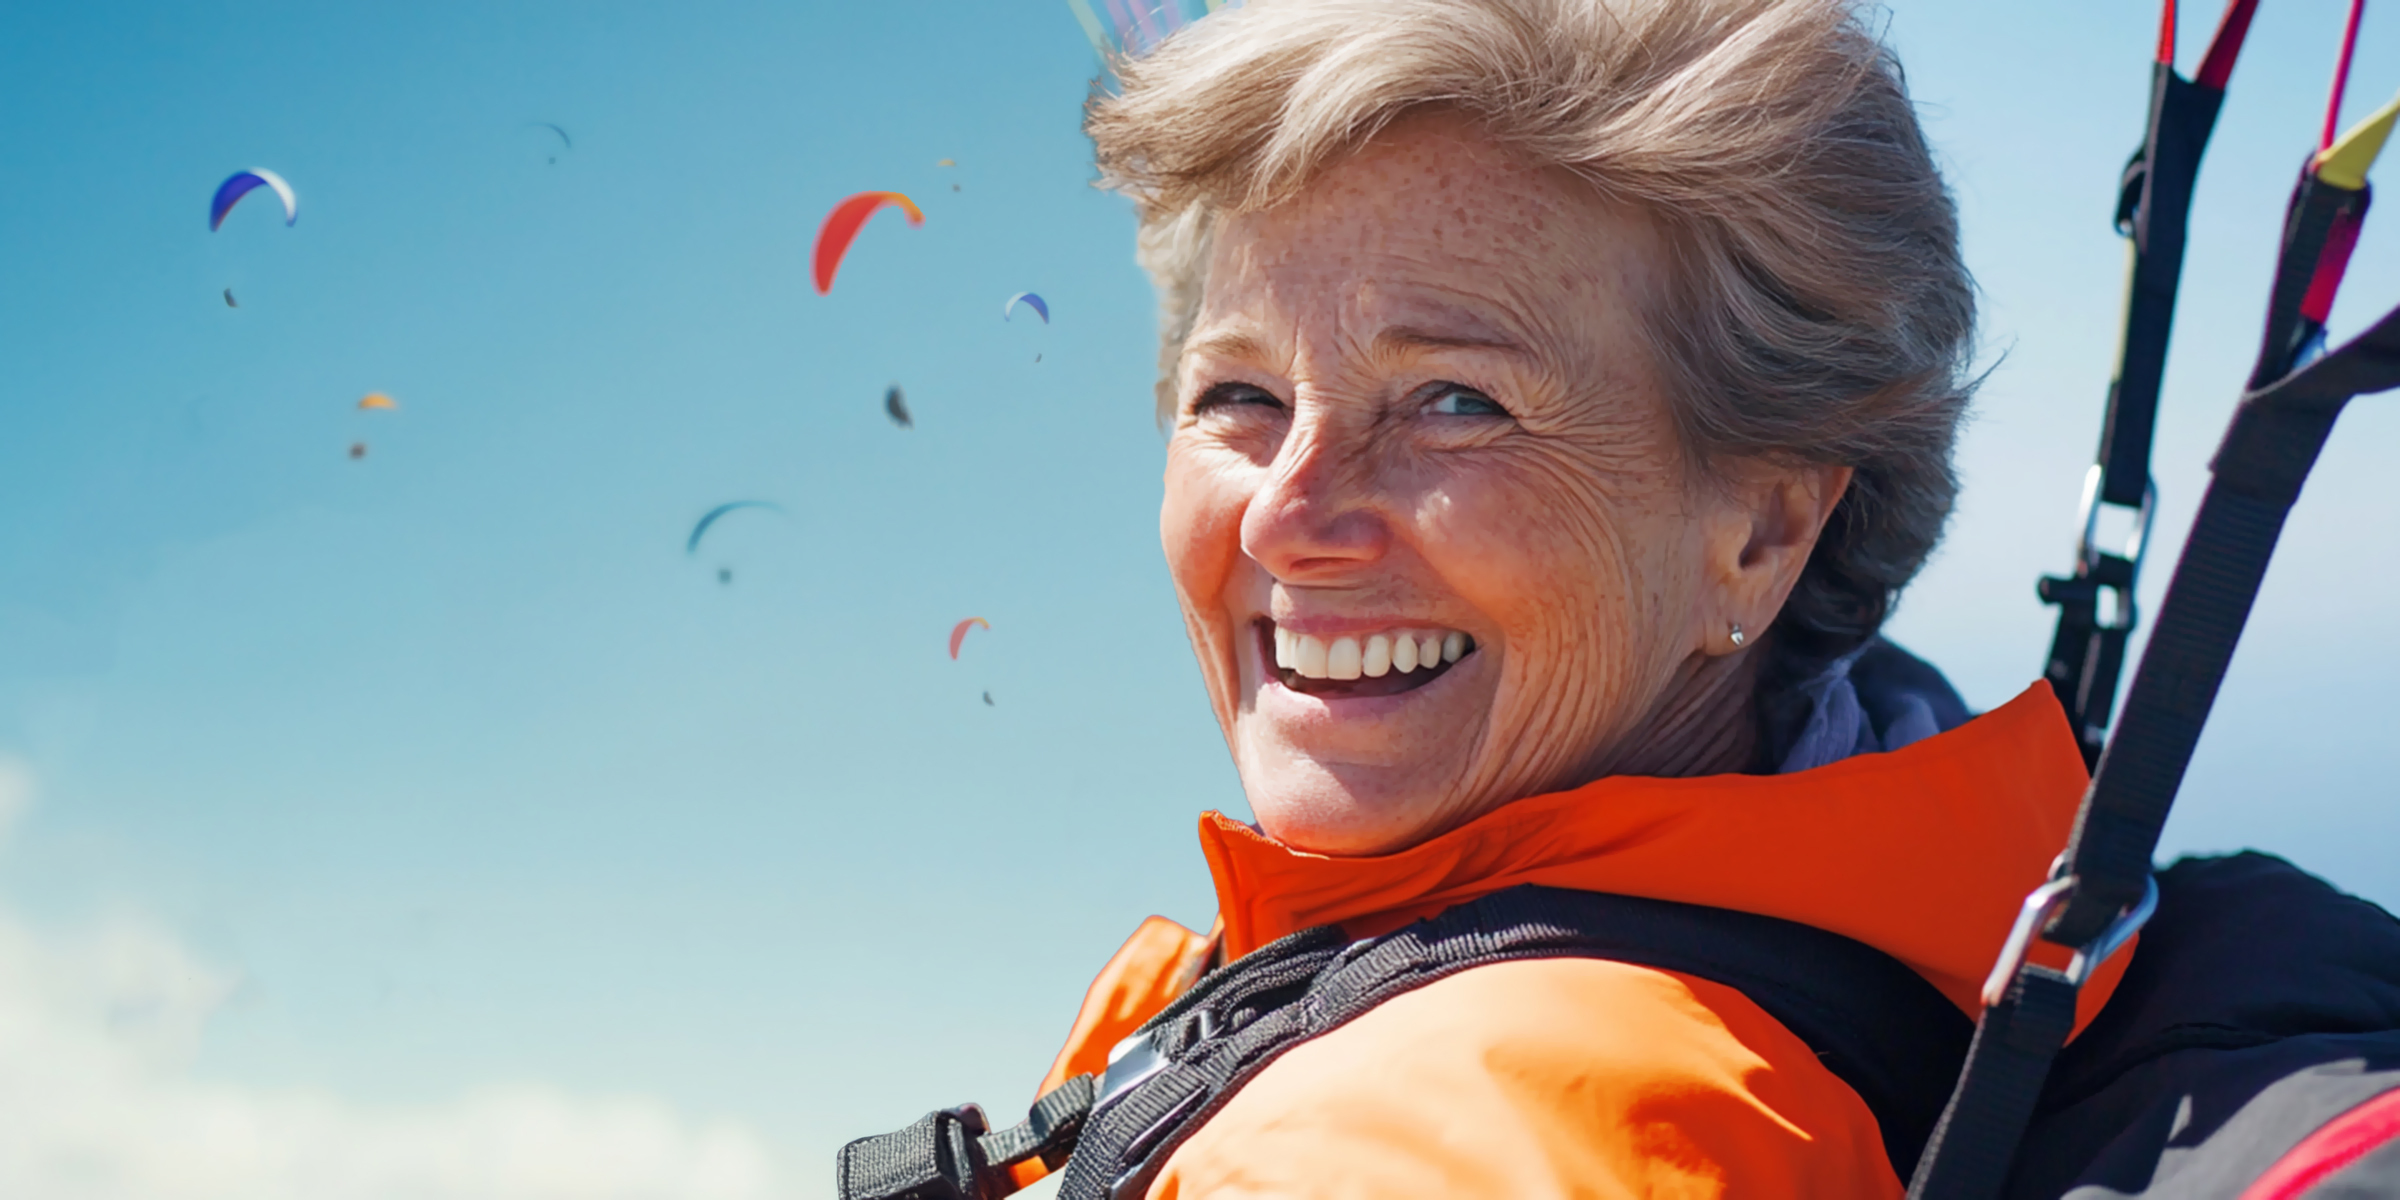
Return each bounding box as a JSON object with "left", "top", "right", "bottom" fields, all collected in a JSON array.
[{"left": 1593, "top": 647, "right": 1764, "bottom": 779}]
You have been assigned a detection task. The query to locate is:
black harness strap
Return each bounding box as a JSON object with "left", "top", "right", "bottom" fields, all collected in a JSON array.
[
  {"left": 837, "top": 885, "right": 1973, "bottom": 1200},
  {"left": 1907, "top": 304, "right": 2400, "bottom": 1200},
  {"left": 2039, "top": 0, "right": 2259, "bottom": 768},
  {"left": 1055, "top": 885, "right": 1971, "bottom": 1199}
]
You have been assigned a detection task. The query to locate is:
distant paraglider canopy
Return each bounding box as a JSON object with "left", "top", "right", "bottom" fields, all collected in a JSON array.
[
  {"left": 948, "top": 617, "right": 989, "bottom": 660},
  {"left": 1004, "top": 292, "right": 1050, "bottom": 324},
  {"left": 812, "top": 191, "right": 923, "bottom": 295},
  {"left": 885, "top": 384, "right": 913, "bottom": 429},
  {"left": 223, "top": 288, "right": 237, "bottom": 308},
  {"left": 686, "top": 501, "right": 783, "bottom": 556},
  {"left": 357, "top": 393, "right": 397, "bottom": 411},
  {"left": 1067, "top": 0, "right": 1226, "bottom": 59},
  {"left": 209, "top": 168, "right": 297, "bottom": 231},
  {"left": 531, "top": 122, "right": 571, "bottom": 164}
]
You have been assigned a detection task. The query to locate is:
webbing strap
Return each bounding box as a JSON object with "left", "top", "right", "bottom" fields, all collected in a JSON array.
[
  {"left": 1906, "top": 969, "right": 2082, "bottom": 1200},
  {"left": 1909, "top": 304, "right": 2400, "bottom": 1200},
  {"left": 2055, "top": 307, "right": 2400, "bottom": 942},
  {"left": 2041, "top": 0, "right": 2259, "bottom": 767},
  {"left": 977, "top": 1074, "right": 1095, "bottom": 1172},
  {"left": 1059, "top": 885, "right": 1969, "bottom": 1200}
]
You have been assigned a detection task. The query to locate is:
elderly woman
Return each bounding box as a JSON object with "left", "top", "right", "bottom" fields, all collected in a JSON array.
[{"left": 844, "top": 0, "right": 2129, "bottom": 1196}]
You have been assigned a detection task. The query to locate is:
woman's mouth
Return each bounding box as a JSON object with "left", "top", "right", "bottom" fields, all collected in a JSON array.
[{"left": 1256, "top": 619, "right": 1476, "bottom": 699}]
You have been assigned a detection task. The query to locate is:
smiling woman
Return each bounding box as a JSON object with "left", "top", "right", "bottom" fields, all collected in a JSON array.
[{"left": 839, "top": 1, "right": 2108, "bottom": 1197}]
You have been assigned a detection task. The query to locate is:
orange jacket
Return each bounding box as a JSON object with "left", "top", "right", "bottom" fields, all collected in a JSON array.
[{"left": 1016, "top": 683, "right": 2125, "bottom": 1197}]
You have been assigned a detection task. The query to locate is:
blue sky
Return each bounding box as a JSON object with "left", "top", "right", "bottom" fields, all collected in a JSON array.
[{"left": 0, "top": 1, "right": 2393, "bottom": 1195}]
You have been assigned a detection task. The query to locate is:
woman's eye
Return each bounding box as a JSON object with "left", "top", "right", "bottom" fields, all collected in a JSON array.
[
  {"left": 1426, "top": 385, "right": 1509, "bottom": 417},
  {"left": 1192, "top": 381, "right": 1285, "bottom": 414}
]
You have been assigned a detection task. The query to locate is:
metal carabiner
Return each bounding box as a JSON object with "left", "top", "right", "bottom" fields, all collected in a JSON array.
[{"left": 1978, "top": 872, "right": 2159, "bottom": 1008}]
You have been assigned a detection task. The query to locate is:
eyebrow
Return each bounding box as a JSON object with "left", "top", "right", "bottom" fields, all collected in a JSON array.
[
  {"left": 1182, "top": 329, "right": 1271, "bottom": 362},
  {"left": 1372, "top": 326, "right": 1536, "bottom": 360},
  {"left": 1179, "top": 322, "right": 1538, "bottom": 366}
]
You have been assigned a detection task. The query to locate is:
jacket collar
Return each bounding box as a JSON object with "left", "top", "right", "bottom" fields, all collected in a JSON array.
[{"left": 1197, "top": 683, "right": 2126, "bottom": 1028}]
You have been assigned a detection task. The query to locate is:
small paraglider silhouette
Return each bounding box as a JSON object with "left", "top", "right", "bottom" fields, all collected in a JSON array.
[
  {"left": 949, "top": 617, "right": 989, "bottom": 660},
  {"left": 812, "top": 192, "right": 923, "bottom": 294},
  {"left": 209, "top": 168, "right": 297, "bottom": 231},
  {"left": 686, "top": 501, "right": 783, "bottom": 556},
  {"left": 532, "top": 122, "right": 571, "bottom": 165},
  {"left": 983, "top": 691, "right": 994, "bottom": 706},
  {"left": 1004, "top": 292, "right": 1050, "bottom": 324},
  {"left": 358, "top": 393, "right": 397, "bottom": 411},
  {"left": 936, "top": 158, "right": 956, "bottom": 167},
  {"left": 349, "top": 442, "right": 367, "bottom": 460},
  {"left": 718, "top": 568, "right": 733, "bottom": 586},
  {"left": 885, "top": 384, "right": 913, "bottom": 429},
  {"left": 223, "top": 288, "right": 237, "bottom": 308}
]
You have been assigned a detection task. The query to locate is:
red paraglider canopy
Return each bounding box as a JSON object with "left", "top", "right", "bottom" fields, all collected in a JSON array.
[
  {"left": 948, "top": 617, "right": 988, "bottom": 660},
  {"left": 813, "top": 191, "right": 924, "bottom": 294}
]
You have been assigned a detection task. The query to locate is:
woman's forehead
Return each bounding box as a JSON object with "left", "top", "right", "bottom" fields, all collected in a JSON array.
[{"left": 1197, "top": 118, "right": 1661, "bottom": 351}]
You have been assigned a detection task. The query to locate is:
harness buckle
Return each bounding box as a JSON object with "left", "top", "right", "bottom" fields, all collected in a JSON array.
[
  {"left": 1978, "top": 872, "right": 2158, "bottom": 1009},
  {"left": 2073, "top": 466, "right": 2158, "bottom": 631}
]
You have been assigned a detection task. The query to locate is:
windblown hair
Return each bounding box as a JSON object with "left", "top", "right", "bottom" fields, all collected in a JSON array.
[{"left": 1087, "top": 0, "right": 1975, "bottom": 671}]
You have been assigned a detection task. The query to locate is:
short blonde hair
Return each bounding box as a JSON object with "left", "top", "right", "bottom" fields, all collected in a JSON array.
[{"left": 1088, "top": 0, "right": 1974, "bottom": 669}]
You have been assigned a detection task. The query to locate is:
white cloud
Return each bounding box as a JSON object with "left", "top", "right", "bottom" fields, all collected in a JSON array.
[{"left": 0, "top": 759, "right": 788, "bottom": 1200}]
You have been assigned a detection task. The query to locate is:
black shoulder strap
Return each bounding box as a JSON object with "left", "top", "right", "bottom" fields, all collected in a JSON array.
[
  {"left": 2038, "top": 0, "right": 2259, "bottom": 767},
  {"left": 1058, "top": 886, "right": 1970, "bottom": 1199},
  {"left": 837, "top": 884, "right": 1973, "bottom": 1200},
  {"left": 1905, "top": 176, "right": 2400, "bottom": 1200}
]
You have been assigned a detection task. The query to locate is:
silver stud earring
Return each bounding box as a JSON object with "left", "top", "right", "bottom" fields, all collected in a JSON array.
[{"left": 1729, "top": 623, "right": 1746, "bottom": 649}]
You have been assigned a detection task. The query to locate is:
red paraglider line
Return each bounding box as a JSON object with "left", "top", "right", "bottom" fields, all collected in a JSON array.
[
  {"left": 2300, "top": 208, "right": 2363, "bottom": 324},
  {"left": 2325, "top": 0, "right": 2369, "bottom": 150},
  {"left": 2193, "top": 0, "right": 2261, "bottom": 91},
  {"left": 812, "top": 192, "right": 924, "bottom": 296}
]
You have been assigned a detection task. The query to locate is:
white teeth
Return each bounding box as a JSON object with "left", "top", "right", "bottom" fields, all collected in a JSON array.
[
  {"left": 1363, "top": 634, "right": 1392, "bottom": 677},
  {"left": 1327, "top": 636, "right": 1363, "bottom": 680},
  {"left": 1293, "top": 633, "right": 1330, "bottom": 679},
  {"left": 1274, "top": 624, "right": 1470, "bottom": 685}
]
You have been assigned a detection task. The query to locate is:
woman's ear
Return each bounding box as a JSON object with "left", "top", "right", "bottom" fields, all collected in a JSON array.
[{"left": 1700, "top": 461, "right": 1854, "bottom": 654}]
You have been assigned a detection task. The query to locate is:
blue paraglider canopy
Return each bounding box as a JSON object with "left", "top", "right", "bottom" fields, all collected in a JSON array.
[
  {"left": 209, "top": 169, "right": 298, "bottom": 231},
  {"left": 1003, "top": 292, "right": 1049, "bottom": 324},
  {"left": 686, "top": 501, "right": 783, "bottom": 555}
]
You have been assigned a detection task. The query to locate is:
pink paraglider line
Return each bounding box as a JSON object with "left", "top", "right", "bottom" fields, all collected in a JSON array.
[
  {"left": 949, "top": 617, "right": 989, "bottom": 660},
  {"left": 813, "top": 191, "right": 924, "bottom": 295},
  {"left": 2323, "top": 0, "right": 2366, "bottom": 151}
]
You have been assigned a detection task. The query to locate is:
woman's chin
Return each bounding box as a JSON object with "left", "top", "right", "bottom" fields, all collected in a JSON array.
[{"left": 1238, "top": 752, "right": 1473, "bottom": 858}]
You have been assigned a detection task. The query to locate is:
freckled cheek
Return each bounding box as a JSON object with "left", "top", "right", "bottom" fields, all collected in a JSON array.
[
  {"left": 1162, "top": 446, "right": 1256, "bottom": 655},
  {"left": 1420, "top": 464, "right": 1623, "bottom": 628}
]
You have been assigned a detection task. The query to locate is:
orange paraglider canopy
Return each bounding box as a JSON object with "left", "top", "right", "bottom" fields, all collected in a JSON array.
[
  {"left": 813, "top": 191, "right": 924, "bottom": 295},
  {"left": 948, "top": 617, "right": 989, "bottom": 660},
  {"left": 358, "top": 393, "right": 397, "bottom": 410}
]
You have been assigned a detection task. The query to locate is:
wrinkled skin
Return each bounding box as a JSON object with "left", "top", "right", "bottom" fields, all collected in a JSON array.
[{"left": 1161, "top": 115, "right": 1851, "bottom": 857}]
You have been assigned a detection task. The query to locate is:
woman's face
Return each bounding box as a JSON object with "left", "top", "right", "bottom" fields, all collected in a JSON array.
[{"left": 1162, "top": 115, "right": 1843, "bottom": 856}]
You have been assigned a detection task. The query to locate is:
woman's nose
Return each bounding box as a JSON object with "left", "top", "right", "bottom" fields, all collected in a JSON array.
[{"left": 1239, "top": 409, "right": 1390, "bottom": 582}]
